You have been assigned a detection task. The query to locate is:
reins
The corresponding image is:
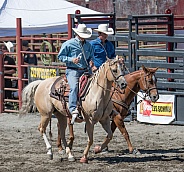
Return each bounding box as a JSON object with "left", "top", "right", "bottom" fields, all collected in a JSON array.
[{"left": 113, "top": 68, "right": 158, "bottom": 110}]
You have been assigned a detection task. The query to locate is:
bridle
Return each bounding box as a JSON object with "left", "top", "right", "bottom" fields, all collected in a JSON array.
[
  {"left": 112, "top": 70, "right": 158, "bottom": 111},
  {"left": 108, "top": 60, "right": 126, "bottom": 84},
  {"left": 96, "top": 59, "right": 126, "bottom": 92},
  {"left": 140, "top": 72, "right": 158, "bottom": 97}
]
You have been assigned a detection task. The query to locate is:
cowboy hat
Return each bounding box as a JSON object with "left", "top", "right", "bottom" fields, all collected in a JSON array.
[
  {"left": 93, "top": 24, "right": 114, "bottom": 35},
  {"left": 72, "top": 24, "right": 92, "bottom": 38},
  {"left": 3, "top": 41, "right": 14, "bottom": 52}
]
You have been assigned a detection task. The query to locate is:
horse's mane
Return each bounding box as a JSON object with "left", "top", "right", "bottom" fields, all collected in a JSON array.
[
  {"left": 127, "top": 66, "right": 157, "bottom": 77},
  {"left": 128, "top": 69, "right": 143, "bottom": 75},
  {"left": 91, "top": 62, "right": 106, "bottom": 85}
]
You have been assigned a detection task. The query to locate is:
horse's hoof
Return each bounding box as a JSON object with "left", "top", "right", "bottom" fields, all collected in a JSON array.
[
  {"left": 94, "top": 145, "right": 101, "bottom": 154},
  {"left": 130, "top": 149, "right": 141, "bottom": 155},
  {"left": 68, "top": 156, "right": 75, "bottom": 162},
  {"left": 80, "top": 157, "right": 88, "bottom": 163},
  {"left": 58, "top": 149, "right": 66, "bottom": 155},
  {"left": 101, "top": 147, "right": 109, "bottom": 154},
  {"left": 49, "top": 154, "right": 53, "bottom": 160}
]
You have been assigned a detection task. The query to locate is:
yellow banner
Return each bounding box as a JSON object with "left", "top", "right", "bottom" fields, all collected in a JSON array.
[
  {"left": 151, "top": 102, "right": 173, "bottom": 116},
  {"left": 30, "top": 67, "right": 57, "bottom": 80},
  {"left": 140, "top": 101, "right": 173, "bottom": 117}
]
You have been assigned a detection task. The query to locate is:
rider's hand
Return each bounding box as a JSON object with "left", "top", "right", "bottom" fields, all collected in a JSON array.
[
  {"left": 72, "top": 57, "right": 80, "bottom": 64},
  {"left": 92, "top": 66, "right": 98, "bottom": 72}
]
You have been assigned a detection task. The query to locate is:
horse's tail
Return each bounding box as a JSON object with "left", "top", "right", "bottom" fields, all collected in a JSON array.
[{"left": 19, "top": 80, "right": 42, "bottom": 116}]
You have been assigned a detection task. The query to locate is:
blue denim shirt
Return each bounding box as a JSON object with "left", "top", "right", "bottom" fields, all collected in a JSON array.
[
  {"left": 89, "top": 37, "right": 115, "bottom": 69},
  {"left": 58, "top": 37, "right": 94, "bottom": 69}
]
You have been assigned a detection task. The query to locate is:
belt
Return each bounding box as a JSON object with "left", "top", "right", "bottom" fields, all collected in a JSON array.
[{"left": 67, "top": 67, "right": 87, "bottom": 70}]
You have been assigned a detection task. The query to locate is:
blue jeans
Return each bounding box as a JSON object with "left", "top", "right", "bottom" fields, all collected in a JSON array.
[{"left": 66, "top": 69, "right": 85, "bottom": 113}]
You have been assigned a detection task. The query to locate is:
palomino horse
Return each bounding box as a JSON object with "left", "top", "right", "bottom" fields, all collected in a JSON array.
[
  {"left": 19, "top": 56, "right": 127, "bottom": 163},
  {"left": 56, "top": 65, "right": 159, "bottom": 155}
]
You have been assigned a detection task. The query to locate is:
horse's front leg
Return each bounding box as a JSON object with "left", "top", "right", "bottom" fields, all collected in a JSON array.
[
  {"left": 55, "top": 113, "right": 75, "bottom": 162},
  {"left": 94, "top": 117, "right": 113, "bottom": 154},
  {"left": 56, "top": 122, "right": 65, "bottom": 154},
  {"left": 80, "top": 121, "right": 94, "bottom": 163},
  {"left": 114, "top": 114, "right": 140, "bottom": 154},
  {"left": 57, "top": 118, "right": 74, "bottom": 153}
]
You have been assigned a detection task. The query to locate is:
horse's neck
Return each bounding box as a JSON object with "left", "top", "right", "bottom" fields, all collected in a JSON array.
[
  {"left": 88, "top": 65, "right": 112, "bottom": 98},
  {"left": 123, "top": 71, "right": 143, "bottom": 105},
  {"left": 93, "top": 64, "right": 112, "bottom": 89}
]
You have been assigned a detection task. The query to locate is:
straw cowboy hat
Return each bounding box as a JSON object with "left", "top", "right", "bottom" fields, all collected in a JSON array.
[
  {"left": 3, "top": 41, "right": 14, "bottom": 52},
  {"left": 72, "top": 24, "right": 92, "bottom": 38},
  {"left": 94, "top": 24, "right": 114, "bottom": 35}
]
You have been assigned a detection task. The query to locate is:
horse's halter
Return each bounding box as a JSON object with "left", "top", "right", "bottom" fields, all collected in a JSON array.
[{"left": 140, "top": 71, "right": 157, "bottom": 97}]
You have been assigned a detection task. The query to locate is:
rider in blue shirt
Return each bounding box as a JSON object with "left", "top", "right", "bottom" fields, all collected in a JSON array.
[
  {"left": 90, "top": 24, "right": 115, "bottom": 72},
  {"left": 58, "top": 24, "right": 94, "bottom": 125}
]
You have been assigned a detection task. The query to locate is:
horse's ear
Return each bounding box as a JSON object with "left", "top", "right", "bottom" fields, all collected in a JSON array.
[
  {"left": 150, "top": 67, "right": 159, "bottom": 73},
  {"left": 142, "top": 65, "right": 148, "bottom": 73},
  {"left": 116, "top": 55, "right": 125, "bottom": 64}
]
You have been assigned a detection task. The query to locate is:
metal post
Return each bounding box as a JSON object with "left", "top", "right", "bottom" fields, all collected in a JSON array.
[
  {"left": 0, "top": 52, "right": 4, "bottom": 113},
  {"left": 165, "top": 9, "right": 175, "bottom": 91},
  {"left": 135, "top": 17, "right": 139, "bottom": 71},
  {"left": 85, "top": 0, "right": 89, "bottom": 8},
  {"left": 16, "top": 18, "right": 24, "bottom": 109},
  {"left": 113, "top": 0, "right": 116, "bottom": 14}
]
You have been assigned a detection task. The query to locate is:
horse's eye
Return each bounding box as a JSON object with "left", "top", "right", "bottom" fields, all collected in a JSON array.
[
  {"left": 148, "top": 79, "right": 152, "bottom": 83},
  {"left": 112, "top": 68, "right": 117, "bottom": 73}
]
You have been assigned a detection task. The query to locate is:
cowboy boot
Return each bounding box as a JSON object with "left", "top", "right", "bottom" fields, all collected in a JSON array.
[{"left": 70, "top": 109, "right": 79, "bottom": 125}]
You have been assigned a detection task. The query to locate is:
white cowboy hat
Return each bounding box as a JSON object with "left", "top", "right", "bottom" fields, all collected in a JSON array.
[
  {"left": 93, "top": 24, "right": 114, "bottom": 35},
  {"left": 72, "top": 24, "right": 92, "bottom": 38},
  {"left": 3, "top": 41, "right": 14, "bottom": 52}
]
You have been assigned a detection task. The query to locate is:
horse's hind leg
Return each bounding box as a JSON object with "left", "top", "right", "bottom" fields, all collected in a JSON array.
[
  {"left": 38, "top": 113, "right": 53, "bottom": 159},
  {"left": 95, "top": 117, "right": 113, "bottom": 154}
]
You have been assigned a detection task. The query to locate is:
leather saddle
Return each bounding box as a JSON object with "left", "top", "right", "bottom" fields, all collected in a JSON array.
[{"left": 50, "top": 73, "right": 91, "bottom": 102}]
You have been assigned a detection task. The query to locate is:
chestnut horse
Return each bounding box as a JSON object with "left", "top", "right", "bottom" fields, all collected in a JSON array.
[
  {"left": 19, "top": 56, "right": 127, "bottom": 163},
  {"left": 56, "top": 65, "right": 159, "bottom": 155}
]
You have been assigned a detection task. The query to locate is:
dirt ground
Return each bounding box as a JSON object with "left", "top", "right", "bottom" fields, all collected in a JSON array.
[{"left": 0, "top": 113, "right": 183, "bottom": 172}]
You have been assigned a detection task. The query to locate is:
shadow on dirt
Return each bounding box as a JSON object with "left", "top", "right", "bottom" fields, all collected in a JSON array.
[{"left": 89, "top": 147, "right": 184, "bottom": 164}]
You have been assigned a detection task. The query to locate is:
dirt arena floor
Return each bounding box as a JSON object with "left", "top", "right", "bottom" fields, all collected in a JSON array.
[{"left": 0, "top": 113, "right": 183, "bottom": 172}]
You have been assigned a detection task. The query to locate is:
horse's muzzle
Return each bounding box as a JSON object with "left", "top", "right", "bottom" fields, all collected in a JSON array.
[
  {"left": 116, "top": 75, "right": 127, "bottom": 90},
  {"left": 120, "top": 81, "right": 127, "bottom": 89},
  {"left": 150, "top": 94, "right": 159, "bottom": 103}
]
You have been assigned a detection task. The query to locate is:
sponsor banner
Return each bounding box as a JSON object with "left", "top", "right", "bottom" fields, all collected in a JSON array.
[
  {"left": 28, "top": 66, "right": 59, "bottom": 82},
  {"left": 137, "top": 93, "right": 175, "bottom": 124}
]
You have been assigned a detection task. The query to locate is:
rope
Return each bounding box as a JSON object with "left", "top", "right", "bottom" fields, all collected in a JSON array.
[{"left": 40, "top": 41, "right": 52, "bottom": 66}]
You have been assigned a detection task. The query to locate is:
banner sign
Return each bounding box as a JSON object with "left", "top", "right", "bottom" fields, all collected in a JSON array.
[
  {"left": 137, "top": 92, "right": 175, "bottom": 124},
  {"left": 28, "top": 66, "right": 59, "bottom": 82}
]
